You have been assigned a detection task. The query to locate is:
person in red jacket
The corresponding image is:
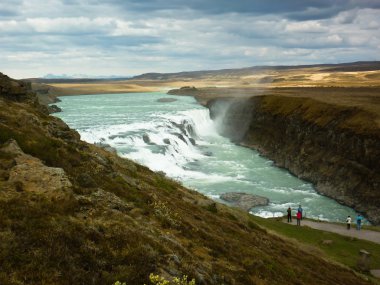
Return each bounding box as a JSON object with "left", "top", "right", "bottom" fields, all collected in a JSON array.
[{"left": 296, "top": 211, "right": 301, "bottom": 226}]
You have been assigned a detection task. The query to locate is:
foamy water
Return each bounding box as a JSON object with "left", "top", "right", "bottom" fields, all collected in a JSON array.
[{"left": 54, "top": 92, "right": 362, "bottom": 222}]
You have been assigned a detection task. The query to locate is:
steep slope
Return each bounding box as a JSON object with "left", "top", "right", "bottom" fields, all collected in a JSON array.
[{"left": 0, "top": 72, "right": 373, "bottom": 285}]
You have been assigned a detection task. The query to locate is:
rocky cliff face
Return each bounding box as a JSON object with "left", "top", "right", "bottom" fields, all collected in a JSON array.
[
  {"left": 207, "top": 96, "right": 380, "bottom": 224},
  {"left": 0, "top": 73, "right": 33, "bottom": 101}
]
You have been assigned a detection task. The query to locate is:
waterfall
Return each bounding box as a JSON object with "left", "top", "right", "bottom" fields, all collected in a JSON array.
[
  {"left": 180, "top": 109, "right": 220, "bottom": 138},
  {"left": 83, "top": 108, "right": 220, "bottom": 178}
]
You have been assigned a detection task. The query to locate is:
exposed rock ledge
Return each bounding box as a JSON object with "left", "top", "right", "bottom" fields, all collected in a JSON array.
[
  {"left": 48, "top": 104, "right": 62, "bottom": 113},
  {"left": 2, "top": 139, "right": 72, "bottom": 200},
  {"left": 220, "top": 192, "right": 269, "bottom": 212}
]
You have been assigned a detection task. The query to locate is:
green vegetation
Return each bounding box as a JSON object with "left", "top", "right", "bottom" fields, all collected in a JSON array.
[
  {"left": 148, "top": 274, "right": 195, "bottom": 285},
  {"left": 153, "top": 200, "right": 182, "bottom": 228},
  {"left": 250, "top": 216, "right": 380, "bottom": 270},
  {"left": 114, "top": 274, "right": 195, "bottom": 285}
]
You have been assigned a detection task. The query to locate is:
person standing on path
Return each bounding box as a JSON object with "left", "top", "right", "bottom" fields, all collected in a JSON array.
[
  {"left": 287, "top": 207, "right": 292, "bottom": 223},
  {"left": 296, "top": 211, "right": 301, "bottom": 226},
  {"left": 356, "top": 214, "right": 362, "bottom": 231},
  {"left": 346, "top": 215, "right": 351, "bottom": 230},
  {"left": 298, "top": 205, "right": 303, "bottom": 220}
]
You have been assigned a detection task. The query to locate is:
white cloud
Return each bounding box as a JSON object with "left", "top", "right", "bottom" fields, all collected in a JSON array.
[
  {"left": 25, "top": 17, "right": 116, "bottom": 34},
  {"left": 0, "top": 1, "right": 379, "bottom": 78},
  {"left": 285, "top": 21, "right": 327, "bottom": 32},
  {"left": 326, "top": 34, "right": 343, "bottom": 44},
  {"left": 0, "top": 19, "right": 30, "bottom": 32}
]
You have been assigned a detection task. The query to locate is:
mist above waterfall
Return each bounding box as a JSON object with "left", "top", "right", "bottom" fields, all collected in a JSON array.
[{"left": 208, "top": 98, "right": 254, "bottom": 142}]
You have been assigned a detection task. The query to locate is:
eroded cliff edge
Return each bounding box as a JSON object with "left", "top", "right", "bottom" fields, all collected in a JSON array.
[{"left": 205, "top": 95, "right": 380, "bottom": 224}]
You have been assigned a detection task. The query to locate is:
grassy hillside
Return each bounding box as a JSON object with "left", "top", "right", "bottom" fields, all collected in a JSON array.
[{"left": 0, "top": 72, "right": 376, "bottom": 284}]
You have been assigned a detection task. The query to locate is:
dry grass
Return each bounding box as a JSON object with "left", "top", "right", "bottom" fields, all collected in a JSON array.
[
  {"left": 47, "top": 82, "right": 158, "bottom": 95},
  {"left": 48, "top": 69, "right": 380, "bottom": 93},
  {"left": 40, "top": 65, "right": 380, "bottom": 98}
]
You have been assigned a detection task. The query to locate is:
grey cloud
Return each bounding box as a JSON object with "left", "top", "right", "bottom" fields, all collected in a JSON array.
[
  {"left": 286, "top": 7, "right": 343, "bottom": 21},
  {"left": 0, "top": 0, "right": 379, "bottom": 78},
  {"left": 100, "top": 0, "right": 329, "bottom": 14},
  {"left": 90, "top": 0, "right": 380, "bottom": 20},
  {"left": 70, "top": 35, "right": 162, "bottom": 47},
  {"left": 0, "top": 7, "right": 20, "bottom": 18}
]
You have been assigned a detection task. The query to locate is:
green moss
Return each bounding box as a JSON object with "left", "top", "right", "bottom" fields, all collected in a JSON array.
[
  {"left": 154, "top": 175, "right": 178, "bottom": 192},
  {"left": 0, "top": 127, "right": 16, "bottom": 144},
  {"left": 203, "top": 203, "right": 217, "bottom": 213}
]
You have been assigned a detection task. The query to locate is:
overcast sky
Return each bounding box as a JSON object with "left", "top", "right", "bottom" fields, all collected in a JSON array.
[{"left": 1, "top": 0, "right": 379, "bottom": 78}]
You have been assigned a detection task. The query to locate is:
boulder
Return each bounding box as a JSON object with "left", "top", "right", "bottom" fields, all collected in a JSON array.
[
  {"left": 357, "top": 249, "right": 371, "bottom": 272},
  {"left": 2, "top": 140, "right": 73, "bottom": 200},
  {"left": 157, "top": 98, "right": 178, "bottom": 103},
  {"left": 220, "top": 192, "right": 269, "bottom": 212},
  {"left": 48, "top": 104, "right": 62, "bottom": 113}
]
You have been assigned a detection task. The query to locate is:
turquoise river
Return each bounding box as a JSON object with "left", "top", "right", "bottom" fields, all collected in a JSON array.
[{"left": 54, "top": 92, "right": 362, "bottom": 222}]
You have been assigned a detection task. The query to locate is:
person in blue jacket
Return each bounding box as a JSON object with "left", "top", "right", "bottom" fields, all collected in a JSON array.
[{"left": 356, "top": 214, "right": 363, "bottom": 230}]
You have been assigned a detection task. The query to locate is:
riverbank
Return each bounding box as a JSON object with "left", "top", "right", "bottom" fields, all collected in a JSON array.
[{"left": 168, "top": 86, "right": 380, "bottom": 225}]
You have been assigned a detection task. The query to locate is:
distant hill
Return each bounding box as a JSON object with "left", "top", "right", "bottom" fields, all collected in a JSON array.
[
  {"left": 132, "top": 61, "right": 380, "bottom": 80},
  {"left": 24, "top": 77, "right": 132, "bottom": 84}
]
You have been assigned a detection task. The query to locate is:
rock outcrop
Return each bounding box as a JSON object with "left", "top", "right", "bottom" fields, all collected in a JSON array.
[
  {"left": 3, "top": 139, "right": 72, "bottom": 200},
  {"left": 157, "top": 98, "right": 178, "bottom": 103},
  {"left": 48, "top": 104, "right": 62, "bottom": 113},
  {"left": 207, "top": 96, "right": 380, "bottom": 224},
  {"left": 220, "top": 192, "right": 269, "bottom": 211}
]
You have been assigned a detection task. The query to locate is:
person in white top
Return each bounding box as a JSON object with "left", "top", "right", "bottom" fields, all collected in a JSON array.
[{"left": 346, "top": 215, "right": 352, "bottom": 230}]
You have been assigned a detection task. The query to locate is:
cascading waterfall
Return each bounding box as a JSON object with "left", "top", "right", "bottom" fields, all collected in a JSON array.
[
  {"left": 54, "top": 92, "right": 363, "bottom": 222},
  {"left": 124, "top": 110, "right": 217, "bottom": 176}
]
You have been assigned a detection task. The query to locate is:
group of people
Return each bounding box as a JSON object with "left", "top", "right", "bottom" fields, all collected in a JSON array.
[
  {"left": 286, "top": 205, "right": 364, "bottom": 230},
  {"left": 346, "top": 214, "right": 363, "bottom": 230},
  {"left": 287, "top": 205, "right": 303, "bottom": 226}
]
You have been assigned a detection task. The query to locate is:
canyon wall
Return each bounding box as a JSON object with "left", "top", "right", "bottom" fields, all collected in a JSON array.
[{"left": 207, "top": 96, "right": 380, "bottom": 224}]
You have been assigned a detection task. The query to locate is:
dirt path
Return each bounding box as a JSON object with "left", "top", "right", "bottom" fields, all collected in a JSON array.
[{"left": 284, "top": 219, "right": 380, "bottom": 244}]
